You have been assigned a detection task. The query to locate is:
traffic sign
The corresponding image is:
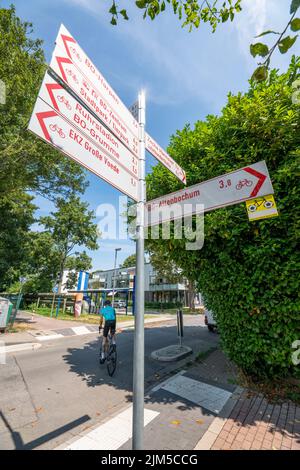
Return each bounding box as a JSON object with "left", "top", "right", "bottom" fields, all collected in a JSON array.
[
  {"left": 246, "top": 195, "right": 278, "bottom": 221},
  {"left": 145, "top": 133, "right": 186, "bottom": 184},
  {"left": 38, "top": 72, "right": 139, "bottom": 180},
  {"left": 49, "top": 45, "right": 139, "bottom": 157},
  {"left": 55, "top": 25, "right": 137, "bottom": 128},
  {"left": 52, "top": 28, "right": 140, "bottom": 151},
  {"left": 28, "top": 97, "right": 139, "bottom": 201},
  {"left": 145, "top": 161, "right": 274, "bottom": 226}
]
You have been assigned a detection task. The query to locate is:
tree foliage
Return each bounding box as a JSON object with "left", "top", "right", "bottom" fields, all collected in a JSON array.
[
  {"left": 0, "top": 6, "right": 91, "bottom": 290},
  {"left": 251, "top": 1, "right": 300, "bottom": 82},
  {"left": 146, "top": 57, "right": 300, "bottom": 379},
  {"left": 40, "top": 195, "right": 99, "bottom": 293},
  {"left": 120, "top": 254, "right": 136, "bottom": 268},
  {"left": 0, "top": 5, "right": 86, "bottom": 200},
  {"left": 109, "top": 0, "right": 242, "bottom": 31}
]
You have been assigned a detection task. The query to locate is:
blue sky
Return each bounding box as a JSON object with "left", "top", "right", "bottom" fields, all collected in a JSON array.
[{"left": 2, "top": 0, "right": 293, "bottom": 269}]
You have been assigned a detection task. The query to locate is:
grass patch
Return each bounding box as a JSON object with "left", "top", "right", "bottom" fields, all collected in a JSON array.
[
  {"left": 26, "top": 306, "right": 156, "bottom": 325},
  {"left": 195, "top": 347, "right": 217, "bottom": 363}
]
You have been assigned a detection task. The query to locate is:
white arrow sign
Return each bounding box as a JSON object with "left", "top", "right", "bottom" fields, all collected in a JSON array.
[
  {"left": 145, "top": 161, "right": 274, "bottom": 226},
  {"left": 53, "top": 25, "right": 140, "bottom": 144},
  {"left": 28, "top": 97, "right": 138, "bottom": 201},
  {"left": 146, "top": 133, "right": 186, "bottom": 185},
  {"left": 38, "top": 72, "right": 139, "bottom": 180},
  {"left": 49, "top": 45, "right": 139, "bottom": 157}
]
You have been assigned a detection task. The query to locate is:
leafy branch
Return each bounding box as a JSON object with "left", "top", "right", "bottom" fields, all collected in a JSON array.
[
  {"left": 251, "top": 0, "right": 300, "bottom": 82},
  {"left": 108, "top": 0, "right": 242, "bottom": 31}
]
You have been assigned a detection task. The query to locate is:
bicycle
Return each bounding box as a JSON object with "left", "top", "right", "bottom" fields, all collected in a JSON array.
[
  {"left": 49, "top": 123, "right": 66, "bottom": 138},
  {"left": 236, "top": 179, "right": 253, "bottom": 190},
  {"left": 99, "top": 330, "right": 117, "bottom": 377}
]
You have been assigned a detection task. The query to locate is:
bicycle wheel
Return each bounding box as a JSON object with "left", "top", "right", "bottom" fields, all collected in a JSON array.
[{"left": 107, "top": 346, "right": 117, "bottom": 376}]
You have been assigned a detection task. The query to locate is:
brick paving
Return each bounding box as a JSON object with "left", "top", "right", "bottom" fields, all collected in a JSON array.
[{"left": 209, "top": 390, "right": 300, "bottom": 451}]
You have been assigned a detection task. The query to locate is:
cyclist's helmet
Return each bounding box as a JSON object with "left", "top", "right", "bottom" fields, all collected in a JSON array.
[{"left": 104, "top": 300, "right": 111, "bottom": 306}]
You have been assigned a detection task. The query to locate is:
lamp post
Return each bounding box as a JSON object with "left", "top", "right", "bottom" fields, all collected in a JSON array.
[{"left": 112, "top": 248, "right": 121, "bottom": 307}]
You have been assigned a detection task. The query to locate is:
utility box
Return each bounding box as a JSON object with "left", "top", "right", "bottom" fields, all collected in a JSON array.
[{"left": 0, "top": 297, "right": 13, "bottom": 330}]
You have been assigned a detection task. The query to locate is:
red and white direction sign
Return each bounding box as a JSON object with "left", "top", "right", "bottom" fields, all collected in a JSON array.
[
  {"left": 55, "top": 24, "right": 136, "bottom": 127},
  {"left": 38, "top": 72, "right": 139, "bottom": 180},
  {"left": 28, "top": 97, "right": 138, "bottom": 201},
  {"left": 145, "top": 161, "right": 274, "bottom": 226},
  {"left": 54, "top": 25, "right": 139, "bottom": 139},
  {"left": 146, "top": 133, "right": 186, "bottom": 185},
  {"left": 50, "top": 45, "right": 139, "bottom": 157}
]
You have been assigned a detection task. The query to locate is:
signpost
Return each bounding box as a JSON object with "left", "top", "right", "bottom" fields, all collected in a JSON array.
[
  {"left": 145, "top": 161, "right": 274, "bottom": 226},
  {"left": 145, "top": 133, "right": 186, "bottom": 184},
  {"left": 49, "top": 44, "right": 139, "bottom": 157},
  {"left": 37, "top": 72, "right": 139, "bottom": 182},
  {"left": 28, "top": 97, "right": 139, "bottom": 201},
  {"left": 28, "top": 24, "right": 277, "bottom": 451}
]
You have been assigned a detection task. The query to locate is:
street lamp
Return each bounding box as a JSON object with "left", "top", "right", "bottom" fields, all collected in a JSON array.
[{"left": 112, "top": 248, "right": 121, "bottom": 307}]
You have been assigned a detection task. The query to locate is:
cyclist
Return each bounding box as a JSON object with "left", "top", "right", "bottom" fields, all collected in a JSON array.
[{"left": 99, "top": 299, "right": 116, "bottom": 364}]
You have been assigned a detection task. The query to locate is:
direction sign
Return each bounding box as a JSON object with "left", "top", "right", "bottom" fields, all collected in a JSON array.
[
  {"left": 145, "top": 161, "right": 274, "bottom": 226},
  {"left": 49, "top": 44, "right": 139, "bottom": 157},
  {"left": 28, "top": 97, "right": 139, "bottom": 201},
  {"left": 38, "top": 72, "right": 139, "bottom": 179},
  {"left": 145, "top": 133, "right": 186, "bottom": 185},
  {"left": 55, "top": 24, "right": 138, "bottom": 129}
]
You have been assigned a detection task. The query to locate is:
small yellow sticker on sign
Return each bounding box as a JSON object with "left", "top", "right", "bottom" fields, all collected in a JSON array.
[{"left": 246, "top": 195, "right": 278, "bottom": 221}]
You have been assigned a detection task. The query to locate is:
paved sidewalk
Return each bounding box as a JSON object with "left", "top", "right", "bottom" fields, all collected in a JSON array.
[
  {"left": 197, "top": 390, "right": 300, "bottom": 450},
  {"left": 1, "top": 310, "right": 174, "bottom": 345},
  {"left": 56, "top": 348, "right": 300, "bottom": 451}
]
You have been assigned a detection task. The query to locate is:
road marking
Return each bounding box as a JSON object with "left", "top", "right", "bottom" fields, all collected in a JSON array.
[
  {"left": 71, "top": 326, "right": 91, "bottom": 335},
  {"left": 2, "top": 343, "right": 42, "bottom": 353},
  {"left": 58, "top": 406, "right": 159, "bottom": 450},
  {"left": 161, "top": 375, "right": 232, "bottom": 414},
  {"left": 151, "top": 370, "right": 187, "bottom": 392},
  {"left": 35, "top": 334, "right": 64, "bottom": 342}
]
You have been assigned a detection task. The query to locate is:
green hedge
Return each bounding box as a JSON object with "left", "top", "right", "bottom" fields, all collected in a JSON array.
[{"left": 146, "top": 59, "right": 300, "bottom": 379}]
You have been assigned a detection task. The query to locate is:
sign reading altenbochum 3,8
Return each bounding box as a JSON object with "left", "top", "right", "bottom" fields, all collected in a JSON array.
[{"left": 145, "top": 161, "right": 274, "bottom": 226}]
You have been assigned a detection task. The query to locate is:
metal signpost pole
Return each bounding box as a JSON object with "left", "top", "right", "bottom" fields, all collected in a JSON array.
[{"left": 133, "top": 91, "right": 146, "bottom": 450}]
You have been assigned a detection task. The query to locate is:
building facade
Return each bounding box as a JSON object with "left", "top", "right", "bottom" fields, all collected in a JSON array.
[{"left": 89, "top": 263, "right": 200, "bottom": 307}]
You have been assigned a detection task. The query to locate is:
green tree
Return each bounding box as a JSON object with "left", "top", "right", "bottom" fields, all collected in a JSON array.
[
  {"left": 108, "top": 0, "right": 242, "bottom": 30},
  {"left": 0, "top": 6, "right": 89, "bottom": 289},
  {"left": 146, "top": 57, "right": 300, "bottom": 379},
  {"left": 120, "top": 254, "right": 136, "bottom": 268},
  {"left": 40, "top": 195, "right": 99, "bottom": 294},
  {"left": 0, "top": 192, "right": 36, "bottom": 290},
  {"left": 250, "top": 1, "right": 300, "bottom": 82},
  {"left": 0, "top": 5, "right": 86, "bottom": 200},
  {"left": 64, "top": 252, "right": 93, "bottom": 290}
]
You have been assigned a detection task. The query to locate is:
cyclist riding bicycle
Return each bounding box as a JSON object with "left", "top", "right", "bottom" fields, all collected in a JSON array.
[{"left": 99, "top": 299, "right": 116, "bottom": 364}]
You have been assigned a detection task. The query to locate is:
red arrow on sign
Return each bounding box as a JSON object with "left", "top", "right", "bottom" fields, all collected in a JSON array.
[
  {"left": 45, "top": 83, "right": 63, "bottom": 111},
  {"left": 244, "top": 167, "right": 267, "bottom": 197},
  {"left": 54, "top": 55, "right": 73, "bottom": 83},
  {"left": 36, "top": 110, "right": 58, "bottom": 142},
  {"left": 60, "top": 34, "right": 76, "bottom": 59}
]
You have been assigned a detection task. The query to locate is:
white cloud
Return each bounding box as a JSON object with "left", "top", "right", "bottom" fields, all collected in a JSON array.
[{"left": 61, "top": 0, "right": 293, "bottom": 111}]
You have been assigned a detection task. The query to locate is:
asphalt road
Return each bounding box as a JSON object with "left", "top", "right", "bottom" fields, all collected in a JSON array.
[{"left": 0, "top": 315, "right": 219, "bottom": 450}]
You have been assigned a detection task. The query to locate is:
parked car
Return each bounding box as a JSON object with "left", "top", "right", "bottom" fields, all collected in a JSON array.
[
  {"left": 114, "top": 300, "right": 126, "bottom": 308},
  {"left": 204, "top": 309, "right": 217, "bottom": 332}
]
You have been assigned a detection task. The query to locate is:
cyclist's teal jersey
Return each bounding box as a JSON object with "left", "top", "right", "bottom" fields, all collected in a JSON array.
[{"left": 100, "top": 305, "right": 116, "bottom": 321}]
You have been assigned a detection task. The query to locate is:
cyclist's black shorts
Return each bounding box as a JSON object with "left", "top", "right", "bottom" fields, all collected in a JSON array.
[{"left": 103, "top": 320, "right": 116, "bottom": 338}]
